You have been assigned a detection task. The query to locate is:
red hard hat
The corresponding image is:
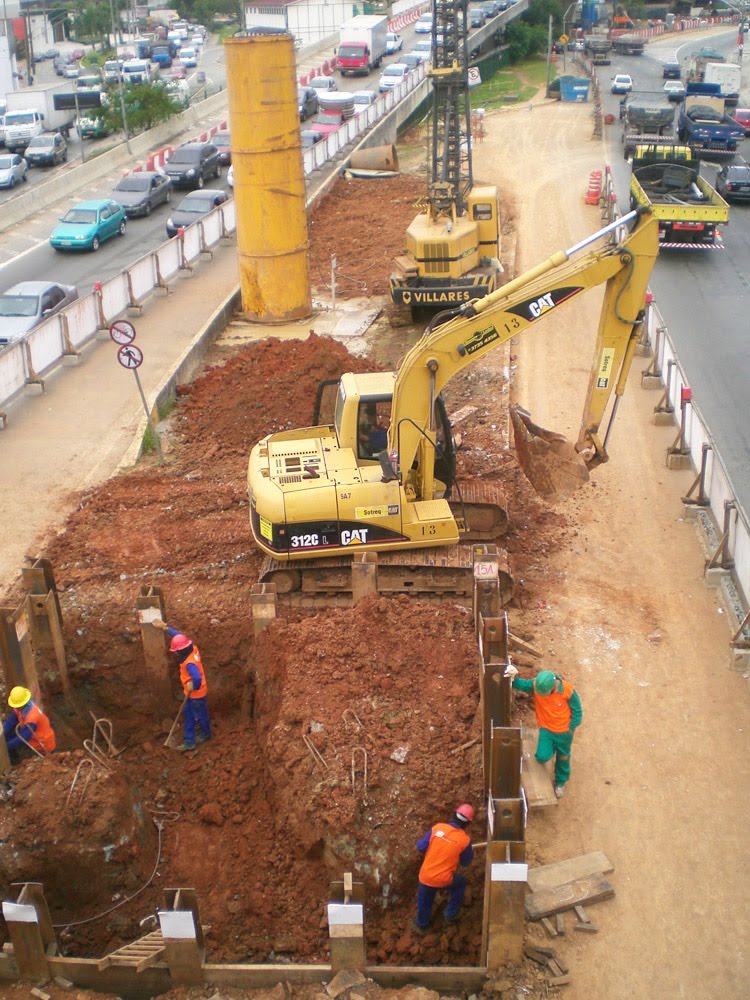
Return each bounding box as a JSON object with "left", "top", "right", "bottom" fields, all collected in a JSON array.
[
  {"left": 169, "top": 633, "right": 192, "bottom": 652},
  {"left": 455, "top": 803, "right": 475, "bottom": 823}
]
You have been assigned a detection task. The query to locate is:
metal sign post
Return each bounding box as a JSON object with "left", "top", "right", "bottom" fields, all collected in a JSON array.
[{"left": 110, "top": 321, "right": 164, "bottom": 465}]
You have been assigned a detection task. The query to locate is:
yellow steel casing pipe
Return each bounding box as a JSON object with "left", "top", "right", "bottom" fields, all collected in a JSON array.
[{"left": 224, "top": 33, "right": 312, "bottom": 322}]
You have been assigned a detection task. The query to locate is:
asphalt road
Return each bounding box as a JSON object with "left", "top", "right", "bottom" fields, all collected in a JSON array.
[{"left": 601, "top": 28, "right": 750, "bottom": 518}]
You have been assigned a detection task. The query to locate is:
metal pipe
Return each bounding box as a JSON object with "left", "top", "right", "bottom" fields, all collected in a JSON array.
[{"left": 565, "top": 210, "right": 639, "bottom": 257}]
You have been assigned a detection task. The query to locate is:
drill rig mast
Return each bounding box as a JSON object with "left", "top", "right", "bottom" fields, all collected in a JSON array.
[{"left": 389, "top": 0, "right": 501, "bottom": 311}]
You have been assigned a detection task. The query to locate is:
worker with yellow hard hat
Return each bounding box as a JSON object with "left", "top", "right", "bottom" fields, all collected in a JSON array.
[{"left": 2, "top": 687, "right": 56, "bottom": 763}]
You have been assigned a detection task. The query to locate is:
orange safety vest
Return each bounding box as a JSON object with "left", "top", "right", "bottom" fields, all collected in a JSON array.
[
  {"left": 180, "top": 645, "right": 207, "bottom": 699},
  {"left": 534, "top": 679, "right": 575, "bottom": 733},
  {"left": 15, "top": 703, "right": 56, "bottom": 752},
  {"left": 419, "top": 823, "right": 471, "bottom": 888}
]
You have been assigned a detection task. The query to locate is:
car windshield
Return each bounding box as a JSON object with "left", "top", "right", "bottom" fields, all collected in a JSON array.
[
  {"left": 28, "top": 136, "right": 53, "bottom": 148},
  {"left": 6, "top": 113, "right": 35, "bottom": 125},
  {"left": 63, "top": 209, "right": 97, "bottom": 224},
  {"left": 170, "top": 149, "right": 199, "bottom": 164},
  {"left": 177, "top": 196, "right": 212, "bottom": 213},
  {"left": 0, "top": 155, "right": 15, "bottom": 169},
  {"left": 353, "top": 93, "right": 373, "bottom": 104},
  {"left": 117, "top": 177, "right": 150, "bottom": 192},
  {"left": 729, "top": 167, "right": 750, "bottom": 178},
  {"left": 0, "top": 295, "right": 38, "bottom": 318},
  {"left": 383, "top": 65, "right": 405, "bottom": 76},
  {"left": 213, "top": 133, "right": 230, "bottom": 146}
]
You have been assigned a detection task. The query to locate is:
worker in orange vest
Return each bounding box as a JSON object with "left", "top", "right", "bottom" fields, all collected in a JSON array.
[
  {"left": 414, "top": 804, "right": 475, "bottom": 932},
  {"left": 507, "top": 667, "right": 582, "bottom": 798},
  {"left": 2, "top": 687, "right": 56, "bottom": 763},
  {"left": 153, "top": 620, "right": 211, "bottom": 751}
]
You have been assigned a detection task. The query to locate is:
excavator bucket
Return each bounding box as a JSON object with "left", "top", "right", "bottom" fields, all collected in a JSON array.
[{"left": 510, "top": 405, "right": 591, "bottom": 502}]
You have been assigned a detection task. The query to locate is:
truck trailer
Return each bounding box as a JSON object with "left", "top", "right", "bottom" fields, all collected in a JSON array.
[
  {"left": 337, "top": 15, "right": 388, "bottom": 76},
  {"left": 3, "top": 83, "right": 77, "bottom": 153},
  {"left": 629, "top": 143, "right": 729, "bottom": 248},
  {"left": 622, "top": 95, "right": 675, "bottom": 157}
]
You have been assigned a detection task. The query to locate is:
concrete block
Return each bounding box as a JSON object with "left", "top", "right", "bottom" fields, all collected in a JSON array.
[
  {"left": 62, "top": 354, "right": 81, "bottom": 367},
  {"left": 24, "top": 383, "right": 44, "bottom": 396},
  {"left": 641, "top": 373, "right": 662, "bottom": 389},
  {"left": 666, "top": 451, "right": 692, "bottom": 470},
  {"left": 653, "top": 411, "right": 675, "bottom": 425},
  {"left": 634, "top": 343, "right": 651, "bottom": 357},
  {"left": 705, "top": 567, "right": 731, "bottom": 588}
]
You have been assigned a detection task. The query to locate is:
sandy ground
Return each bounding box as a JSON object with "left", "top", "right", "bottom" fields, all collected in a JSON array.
[{"left": 471, "top": 101, "right": 750, "bottom": 999}]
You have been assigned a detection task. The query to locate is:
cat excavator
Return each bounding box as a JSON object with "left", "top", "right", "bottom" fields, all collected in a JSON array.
[{"left": 247, "top": 209, "right": 659, "bottom": 598}]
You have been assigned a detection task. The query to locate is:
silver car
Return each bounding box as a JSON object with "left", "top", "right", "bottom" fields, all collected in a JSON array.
[
  {"left": 0, "top": 281, "right": 79, "bottom": 345},
  {"left": 0, "top": 152, "right": 27, "bottom": 188}
]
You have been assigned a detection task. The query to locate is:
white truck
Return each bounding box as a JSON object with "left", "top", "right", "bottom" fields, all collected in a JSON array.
[
  {"left": 3, "top": 83, "right": 76, "bottom": 153},
  {"left": 703, "top": 62, "right": 741, "bottom": 107},
  {"left": 337, "top": 15, "right": 388, "bottom": 76}
]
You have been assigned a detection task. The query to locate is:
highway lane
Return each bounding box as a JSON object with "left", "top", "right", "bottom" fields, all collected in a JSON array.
[{"left": 601, "top": 30, "right": 750, "bottom": 516}]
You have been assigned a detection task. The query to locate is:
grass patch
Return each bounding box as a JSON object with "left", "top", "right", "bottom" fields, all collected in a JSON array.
[
  {"left": 217, "top": 26, "right": 241, "bottom": 43},
  {"left": 470, "top": 56, "right": 555, "bottom": 109},
  {"left": 141, "top": 423, "right": 159, "bottom": 454}
]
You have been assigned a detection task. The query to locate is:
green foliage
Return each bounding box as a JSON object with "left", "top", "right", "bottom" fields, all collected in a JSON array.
[
  {"left": 521, "top": 0, "right": 563, "bottom": 30},
  {"left": 469, "top": 55, "right": 552, "bottom": 107},
  {"left": 504, "top": 20, "right": 548, "bottom": 62},
  {"left": 99, "top": 82, "right": 183, "bottom": 135},
  {"left": 141, "top": 423, "right": 158, "bottom": 454}
]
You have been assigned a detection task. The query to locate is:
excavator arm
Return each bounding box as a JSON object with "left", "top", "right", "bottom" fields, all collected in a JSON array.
[{"left": 388, "top": 210, "right": 659, "bottom": 502}]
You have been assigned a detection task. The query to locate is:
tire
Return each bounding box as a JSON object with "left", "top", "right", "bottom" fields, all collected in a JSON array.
[
  {"left": 91, "top": 236, "right": 100, "bottom": 251},
  {"left": 145, "top": 202, "right": 152, "bottom": 216},
  {"left": 214, "top": 164, "right": 220, "bottom": 179},
  {"left": 22, "top": 169, "right": 28, "bottom": 183},
  {"left": 166, "top": 190, "right": 171, "bottom": 204},
  {"left": 9, "top": 177, "right": 14, "bottom": 189},
  {"left": 62, "top": 150, "right": 68, "bottom": 163},
  {"left": 119, "top": 220, "right": 126, "bottom": 236},
  {"left": 196, "top": 174, "right": 204, "bottom": 189}
]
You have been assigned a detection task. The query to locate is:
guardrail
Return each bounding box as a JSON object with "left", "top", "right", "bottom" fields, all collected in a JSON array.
[
  {"left": 0, "top": 199, "right": 237, "bottom": 424},
  {"left": 598, "top": 161, "right": 750, "bottom": 650}
]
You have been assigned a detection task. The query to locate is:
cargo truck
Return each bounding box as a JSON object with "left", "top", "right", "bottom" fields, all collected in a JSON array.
[
  {"left": 337, "top": 15, "right": 388, "bottom": 76},
  {"left": 678, "top": 84, "right": 745, "bottom": 157},
  {"left": 3, "top": 83, "right": 76, "bottom": 153},
  {"left": 622, "top": 95, "right": 675, "bottom": 158},
  {"left": 611, "top": 33, "right": 644, "bottom": 55},
  {"left": 629, "top": 143, "right": 729, "bottom": 248},
  {"left": 703, "top": 62, "right": 741, "bottom": 108}
]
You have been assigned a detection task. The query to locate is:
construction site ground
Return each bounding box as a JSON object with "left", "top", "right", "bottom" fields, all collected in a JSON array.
[{"left": 0, "top": 96, "right": 749, "bottom": 1000}]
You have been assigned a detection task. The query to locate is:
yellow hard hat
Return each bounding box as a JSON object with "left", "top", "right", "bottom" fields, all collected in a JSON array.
[{"left": 8, "top": 686, "right": 31, "bottom": 709}]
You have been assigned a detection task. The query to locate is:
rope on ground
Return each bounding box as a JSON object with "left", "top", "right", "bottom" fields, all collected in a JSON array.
[{"left": 51, "top": 812, "right": 178, "bottom": 929}]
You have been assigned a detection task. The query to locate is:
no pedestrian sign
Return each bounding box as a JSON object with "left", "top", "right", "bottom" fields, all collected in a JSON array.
[{"left": 117, "top": 344, "right": 144, "bottom": 370}]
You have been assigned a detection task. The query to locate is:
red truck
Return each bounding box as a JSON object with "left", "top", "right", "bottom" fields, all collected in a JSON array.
[{"left": 337, "top": 15, "right": 388, "bottom": 76}]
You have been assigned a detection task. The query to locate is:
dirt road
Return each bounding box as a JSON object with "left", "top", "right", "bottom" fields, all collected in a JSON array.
[{"left": 472, "top": 101, "right": 750, "bottom": 998}]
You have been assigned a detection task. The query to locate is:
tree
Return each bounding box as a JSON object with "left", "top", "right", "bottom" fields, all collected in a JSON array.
[
  {"left": 522, "top": 0, "right": 564, "bottom": 31},
  {"left": 504, "top": 20, "right": 548, "bottom": 61},
  {"left": 99, "top": 82, "right": 183, "bottom": 135}
]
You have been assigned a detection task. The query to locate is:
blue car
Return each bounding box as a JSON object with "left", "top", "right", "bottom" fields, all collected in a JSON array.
[{"left": 49, "top": 199, "right": 127, "bottom": 252}]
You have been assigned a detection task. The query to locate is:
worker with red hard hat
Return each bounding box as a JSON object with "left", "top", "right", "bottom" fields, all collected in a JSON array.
[
  {"left": 153, "top": 620, "right": 211, "bottom": 751},
  {"left": 414, "top": 803, "right": 475, "bottom": 932},
  {"left": 2, "top": 687, "right": 56, "bottom": 763}
]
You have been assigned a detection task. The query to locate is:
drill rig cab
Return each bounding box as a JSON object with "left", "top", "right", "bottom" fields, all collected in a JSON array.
[{"left": 389, "top": 0, "right": 501, "bottom": 312}]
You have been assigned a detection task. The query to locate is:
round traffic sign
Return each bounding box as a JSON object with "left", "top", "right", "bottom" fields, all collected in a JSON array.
[
  {"left": 117, "top": 344, "right": 144, "bottom": 370},
  {"left": 110, "top": 319, "right": 136, "bottom": 345}
]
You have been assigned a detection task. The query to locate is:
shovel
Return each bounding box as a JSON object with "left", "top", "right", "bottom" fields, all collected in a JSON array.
[{"left": 164, "top": 694, "right": 188, "bottom": 748}]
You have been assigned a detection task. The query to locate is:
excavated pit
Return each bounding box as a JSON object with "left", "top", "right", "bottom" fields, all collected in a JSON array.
[{"left": 0, "top": 175, "right": 570, "bottom": 971}]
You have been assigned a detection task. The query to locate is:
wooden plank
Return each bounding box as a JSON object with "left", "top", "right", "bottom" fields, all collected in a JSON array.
[
  {"left": 521, "top": 728, "right": 557, "bottom": 809},
  {"left": 525, "top": 876, "right": 615, "bottom": 921},
  {"left": 527, "top": 852, "right": 614, "bottom": 893},
  {"left": 134, "top": 950, "right": 165, "bottom": 973}
]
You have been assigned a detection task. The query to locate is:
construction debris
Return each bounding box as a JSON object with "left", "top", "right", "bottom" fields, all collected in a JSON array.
[{"left": 525, "top": 875, "right": 615, "bottom": 921}]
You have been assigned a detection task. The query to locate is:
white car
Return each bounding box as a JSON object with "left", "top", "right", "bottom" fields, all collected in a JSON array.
[
  {"left": 352, "top": 90, "right": 377, "bottom": 114},
  {"left": 415, "top": 13, "right": 433, "bottom": 32},
  {"left": 663, "top": 80, "right": 686, "bottom": 101},
  {"left": 0, "top": 152, "right": 28, "bottom": 189},
  {"left": 611, "top": 74, "right": 633, "bottom": 94},
  {"left": 227, "top": 164, "right": 233, "bottom": 188},
  {"left": 179, "top": 47, "right": 198, "bottom": 67},
  {"left": 379, "top": 63, "right": 409, "bottom": 92},
  {"left": 386, "top": 32, "right": 403, "bottom": 54},
  {"left": 412, "top": 39, "right": 432, "bottom": 55},
  {"left": 309, "top": 75, "right": 337, "bottom": 92}
]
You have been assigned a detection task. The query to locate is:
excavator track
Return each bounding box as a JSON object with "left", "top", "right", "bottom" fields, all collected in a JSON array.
[
  {"left": 449, "top": 480, "right": 509, "bottom": 539},
  {"left": 259, "top": 545, "right": 513, "bottom": 607}
]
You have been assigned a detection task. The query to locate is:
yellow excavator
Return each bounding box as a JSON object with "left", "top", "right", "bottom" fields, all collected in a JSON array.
[{"left": 247, "top": 210, "right": 659, "bottom": 597}]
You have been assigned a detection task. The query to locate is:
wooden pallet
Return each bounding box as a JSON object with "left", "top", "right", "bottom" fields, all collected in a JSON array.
[
  {"left": 97, "top": 930, "right": 165, "bottom": 973},
  {"left": 521, "top": 727, "right": 558, "bottom": 809}
]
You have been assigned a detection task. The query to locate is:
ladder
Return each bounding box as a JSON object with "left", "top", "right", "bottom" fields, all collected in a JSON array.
[{"left": 97, "top": 930, "right": 165, "bottom": 973}]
